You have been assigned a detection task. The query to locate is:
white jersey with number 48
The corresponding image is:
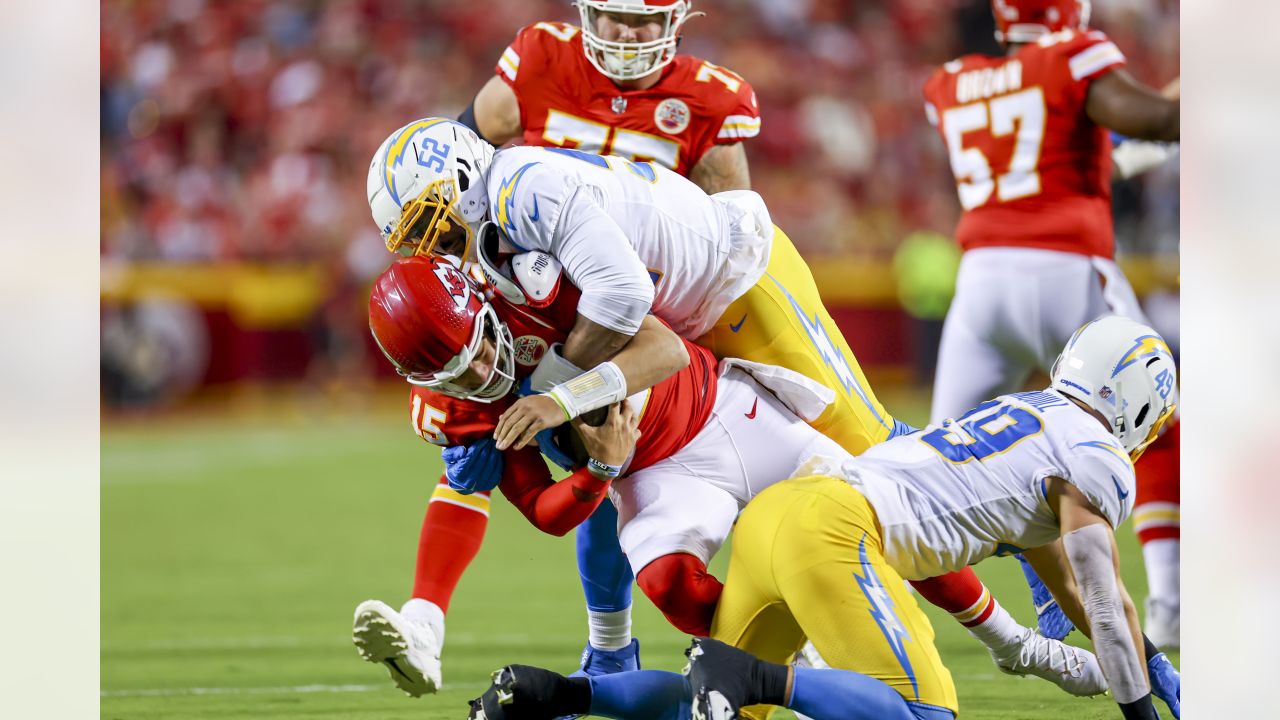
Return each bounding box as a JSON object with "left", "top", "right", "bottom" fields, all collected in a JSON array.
[
  {"left": 485, "top": 145, "right": 771, "bottom": 338},
  {"left": 834, "top": 389, "right": 1135, "bottom": 581}
]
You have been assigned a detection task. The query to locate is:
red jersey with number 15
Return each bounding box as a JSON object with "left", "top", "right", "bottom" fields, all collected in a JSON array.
[
  {"left": 408, "top": 265, "right": 717, "bottom": 475},
  {"left": 924, "top": 29, "right": 1128, "bottom": 259},
  {"left": 495, "top": 21, "right": 759, "bottom": 176}
]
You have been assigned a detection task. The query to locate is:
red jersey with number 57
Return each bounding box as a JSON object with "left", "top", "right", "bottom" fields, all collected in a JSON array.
[
  {"left": 407, "top": 266, "right": 718, "bottom": 475},
  {"left": 495, "top": 21, "right": 759, "bottom": 176},
  {"left": 924, "top": 29, "right": 1128, "bottom": 258}
]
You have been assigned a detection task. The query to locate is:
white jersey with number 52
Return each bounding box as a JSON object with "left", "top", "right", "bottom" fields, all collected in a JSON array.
[
  {"left": 842, "top": 389, "right": 1135, "bottom": 581},
  {"left": 485, "top": 145, "right": 771, "bottom": 338}
]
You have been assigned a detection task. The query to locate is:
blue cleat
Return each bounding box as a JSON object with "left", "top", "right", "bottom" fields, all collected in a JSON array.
[
  {"left": 1148, "top": 652, "right": 1180, "bottom": 719},
  {"left": 568, "top": 638, "right": 642, "bottom": 678},
  {"left": 556, "top": 640, "right": 641, "bottom": 720},
  {"left": 1016, "top": 554, "right": 1075, "bottom": 640}
]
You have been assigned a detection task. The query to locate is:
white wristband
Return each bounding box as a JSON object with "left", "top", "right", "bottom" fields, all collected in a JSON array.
[
  {"left": 546, "top": 361, "right": 628, "bottom": 421},
  {"left": 530, "top": 343, "right": 585, "bottom": 393}
]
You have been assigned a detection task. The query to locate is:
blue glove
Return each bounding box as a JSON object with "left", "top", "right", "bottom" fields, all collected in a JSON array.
[
  {"left": 535, "top": 427, "right": 576, "bottom": 471},
  {"left": 1148, "top": 652, "right": 1180, "bottom": 718},
  {"left": 442, "top": 437, "right": 503, "bottom": 494}
]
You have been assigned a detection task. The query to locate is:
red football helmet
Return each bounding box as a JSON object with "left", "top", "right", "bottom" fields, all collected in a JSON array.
[
  {"left": 992, "top": 0, "right": 1091, "bottom": 44},
  {"left": 369, "top": 256, "right": 515, "bottom": 403}
]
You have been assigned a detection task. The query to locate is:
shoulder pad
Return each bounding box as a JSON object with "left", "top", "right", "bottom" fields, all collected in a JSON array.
[{"left": 512, "top": 251, "right": 562, "bottom": 308}]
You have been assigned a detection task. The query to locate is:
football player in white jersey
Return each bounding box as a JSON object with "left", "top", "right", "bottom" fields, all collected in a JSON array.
[
  {"left": 366, "top": 117, "right": 898, "bottom": 459},
  {"left": 466, "top": 316, "right": 1182, "bottom": 720}
]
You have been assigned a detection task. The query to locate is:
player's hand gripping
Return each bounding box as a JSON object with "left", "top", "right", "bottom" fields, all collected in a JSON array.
[
  {"left": 494, "top": 394, "right": 569, "bottom": 451},
  {"left": 574, "top": 401, "right": 640, "bottom": 469}
]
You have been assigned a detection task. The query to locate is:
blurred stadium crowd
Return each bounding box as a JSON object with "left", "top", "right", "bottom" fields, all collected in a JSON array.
[
  {"left": 99, "top": 0, "right": 1179, "bottom": 405},
  {"left": 101, "top": 0, "right": 1179, "bottom": 266}
]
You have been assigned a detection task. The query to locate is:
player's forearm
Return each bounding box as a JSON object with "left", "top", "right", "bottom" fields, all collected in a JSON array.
[
  {"left": 503, "top": 465, "right": 611, "bottom": 537},
  {"left": 1063, "top": 525, "right": 1150, "bottom": 704},
  {"left": 561, "top": 316, "right": 635, "bottom": 371},
  {"left": 610, "top": 315, "right": 689, "bottom": 395}
]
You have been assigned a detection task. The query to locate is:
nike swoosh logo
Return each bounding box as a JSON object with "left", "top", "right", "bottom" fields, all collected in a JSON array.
[
  {"left": 729, "top": 313, "right": 747, "bottom": 333},
  {"left": 1035, "top": 600, "right": 1057, "bottom": 615},
  {"left": 528, "top": 195, "right": 540, "bottom": 223},
  {"left": 1112, "top": 475, "right": 1130, "bottom": 501},
  {"left": 745, "top": 398, "right": 758, "bottom": 420}
]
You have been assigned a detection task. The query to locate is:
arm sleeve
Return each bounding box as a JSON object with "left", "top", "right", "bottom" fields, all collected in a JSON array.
[
  {"left": 548, "top": 186, "right": 655, "bottom": 335},
  {"left": 498, "top": 446, "right": 612, "bottom": 537},
  {"left": 1062, "top": 524, "right": 1149, "bottom": 703}
]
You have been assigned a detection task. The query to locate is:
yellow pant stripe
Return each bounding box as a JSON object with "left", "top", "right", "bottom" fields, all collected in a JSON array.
[{"left": 430, "top": 485, "right": 491, "bottom": 515}]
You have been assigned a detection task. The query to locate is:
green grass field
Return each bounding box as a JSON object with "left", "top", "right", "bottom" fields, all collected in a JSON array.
[{"left": 102, "top": 386, "right": 1175, "bottom": 719}]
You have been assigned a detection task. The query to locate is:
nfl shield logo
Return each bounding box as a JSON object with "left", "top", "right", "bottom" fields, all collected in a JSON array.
[{"left": 611, "top": 96, "right": 627, "bottom": 114}]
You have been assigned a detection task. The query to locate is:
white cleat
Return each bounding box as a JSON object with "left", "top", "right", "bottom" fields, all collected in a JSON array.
[
  {"left": 352, "top": 599, "right": 442, "bottom": 697},
  {"left": 989, "top": 627, "right": 1108, "bottom": 697},
  {"left": 1144, "top": 597, "right": 1180, "bottom": 650}
]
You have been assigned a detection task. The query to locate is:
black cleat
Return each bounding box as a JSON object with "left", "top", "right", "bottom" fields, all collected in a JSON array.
[
  {"left": 685, "top": 637, "right": 759, "bottom": 720},
  {"left": 468, "top": 665, "right": 590, "bottom": 720}
]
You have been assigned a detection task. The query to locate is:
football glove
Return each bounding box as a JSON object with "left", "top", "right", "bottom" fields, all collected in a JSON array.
[
  {"left": 1148, "top": 652, "right": 1180, "bottom": 719},
  {"left": 443, "top": 437, "right": 503, "bottom": 494}
]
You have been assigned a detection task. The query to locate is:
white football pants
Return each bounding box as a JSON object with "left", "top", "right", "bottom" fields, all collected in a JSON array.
[
  {"left": 609, "top": 367, "right": 843, "bottom": 575},
  {"left": 930, "top": 246, "right": 1149, "bottom": 423}
]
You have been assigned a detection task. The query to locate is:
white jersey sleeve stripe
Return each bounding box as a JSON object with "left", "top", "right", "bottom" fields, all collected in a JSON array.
[
  {"left": 498, "top": 47, "right": 520, "bottom": 81},
  {"left": 718, "top": 115, "right": 761, "bottom": 140},
  {"left": 1068, "top": 42, "right": 1125, "bottom": 81}
]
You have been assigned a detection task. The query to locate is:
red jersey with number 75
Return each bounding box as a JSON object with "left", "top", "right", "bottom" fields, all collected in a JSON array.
[
  {"left": 494, "top": 21, "right": 759, "bottom": 176},
  {"left": 924, "top": 29, "right": 1128, "bottom": 259}
]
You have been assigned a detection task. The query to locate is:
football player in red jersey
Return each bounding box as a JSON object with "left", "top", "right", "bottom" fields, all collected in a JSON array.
[
  {"left": 459, "top": 0, "right": 758, "bottom": 194},
  {"left": 354, "top": 250, "right": 895, "bottom": 690},
  {"left": 355, "top": 251, "right": 1109, "bottom": 702},
  {"left": 923, "top": 0, "right": 1181, "bottom": 653},
  {"left": 380, "top": 3, "right": 758, "bottom": 692}
]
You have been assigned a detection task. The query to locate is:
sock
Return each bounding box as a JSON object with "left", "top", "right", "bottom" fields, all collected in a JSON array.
[
  {"left": 1133, "top": 421, "right": 1179, "bottom": 608},
  {"left": 589, "top": 671, "right": 690, "bottom": 720},
  {"left": 577, "top": 501, "right": 634, "bottom": 649},
  {"left": 788, "top": 666, "right": 917, "bottom": 720},
  {"left": 636, "top": 553, "right": 724, "bottom": 637},
  {"left": 411, "top": 477, "right": 490, "bottom": 613},
  {"left": 400, "top": 598, "right": 445, "bottom": 642},
  {"left": 587, "top": 609, "right": 632, "bottom": 652},
  {"left": 1141, "top": 539, "right": 1180, "bottom": 607},
  {"left": 912, "top": 569, "right": 1020, "bottom": 649}
]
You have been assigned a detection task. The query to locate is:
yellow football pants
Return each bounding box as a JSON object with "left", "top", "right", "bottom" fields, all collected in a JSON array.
[
  {"left": 710, "top": 475, "right": 959, "bottom": 719},
  {"left": 696, "top": 226, "right": 894, "bottom": 456}
]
